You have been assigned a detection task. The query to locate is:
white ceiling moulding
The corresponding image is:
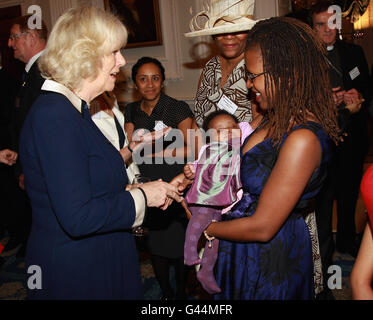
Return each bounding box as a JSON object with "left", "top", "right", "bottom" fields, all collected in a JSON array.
[{"left": 0, "top": 0, "right": 24, "bottom": 9}]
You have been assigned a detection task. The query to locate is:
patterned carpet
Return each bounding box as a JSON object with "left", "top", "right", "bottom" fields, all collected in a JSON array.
[
  {"left": 0, "top": 235, "right": 209, "bottom": 300},
  {"left": 328, "top": 251, "right": 355, "bottom": 300},
  {"left": 0, "top": 237, "right": 27, "bottom": 300},
  {"left": 0, "top": 235, "right": 356, "bottom": 300}
]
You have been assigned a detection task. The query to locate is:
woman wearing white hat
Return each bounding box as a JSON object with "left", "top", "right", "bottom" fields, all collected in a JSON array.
[{"left": 185, "top": 0, "right": 262, "bottom": 128}]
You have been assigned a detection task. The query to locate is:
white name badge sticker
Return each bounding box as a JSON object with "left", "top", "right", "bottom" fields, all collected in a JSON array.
[
  {"left": 154, "top": 120, "right": 168, "bottom": 131},
  {"left": 154, "top": 120, "right": 170, "bottom": 138},
  {"left": 217, "top": 94, "right": 238, "bottom": 115},
  {"left": 349, "top": 67, "right": 360, "bottom": 81}
]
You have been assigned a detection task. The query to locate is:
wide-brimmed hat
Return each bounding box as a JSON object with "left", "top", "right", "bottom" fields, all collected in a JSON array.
[{"left": 185, "top": 0, "right": 258, "bottom": 37}]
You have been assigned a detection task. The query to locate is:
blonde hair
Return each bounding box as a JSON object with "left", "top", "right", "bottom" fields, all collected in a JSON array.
[{"left": 39, "top": 6, "right": 127, "bottom": 91}]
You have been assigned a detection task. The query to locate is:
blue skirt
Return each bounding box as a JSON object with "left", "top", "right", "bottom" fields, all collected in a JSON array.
[{"left": 215, "top": 198, "right": 314, "bottom": 300}]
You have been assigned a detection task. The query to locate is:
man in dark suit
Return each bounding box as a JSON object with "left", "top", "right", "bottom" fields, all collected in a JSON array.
[
  {"left": 310, "top": 1, "right": 371, "bottom": 299},
  {"left": 3, "top": 15, "right": 47, "bottom": 257}
]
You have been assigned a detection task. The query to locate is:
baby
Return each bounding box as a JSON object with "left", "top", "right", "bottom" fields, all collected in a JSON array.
[{"left": 184, "top": 110, "right": 253, "bottom": 294}]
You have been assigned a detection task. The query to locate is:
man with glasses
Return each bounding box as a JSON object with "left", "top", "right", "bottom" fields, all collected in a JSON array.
[
  {"left": 309, "top": 1, "right": 371, "bottom": 300},
  {"left": 2, "top": 15, "right": 47, "bottom": 258}
]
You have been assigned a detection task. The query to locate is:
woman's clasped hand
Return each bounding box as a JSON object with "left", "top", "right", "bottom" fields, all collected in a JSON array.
[{"left": 128, "top": 179, "right": 183, "bottom": 210}]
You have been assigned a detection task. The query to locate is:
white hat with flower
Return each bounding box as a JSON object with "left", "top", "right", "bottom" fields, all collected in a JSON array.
[{"left": 185, "top": 0, "right": 259, "bottom": 37}]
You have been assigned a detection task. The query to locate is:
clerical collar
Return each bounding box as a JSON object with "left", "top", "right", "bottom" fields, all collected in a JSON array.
[{"left": 326, "top": 45, "right": 334, "bottom": 51}]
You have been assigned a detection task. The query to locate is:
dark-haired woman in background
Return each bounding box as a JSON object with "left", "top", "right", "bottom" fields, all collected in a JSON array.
[{"left": 125, "top": 57, "right": 197, "bottom": 300}]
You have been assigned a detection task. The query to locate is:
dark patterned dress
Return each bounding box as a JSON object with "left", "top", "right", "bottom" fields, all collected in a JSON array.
[
  {"left": 195, "top": 56, "right": 252, "bottom": 127},
  {"left": 215, "top": 122, "right": 333, "bottom": 300}
]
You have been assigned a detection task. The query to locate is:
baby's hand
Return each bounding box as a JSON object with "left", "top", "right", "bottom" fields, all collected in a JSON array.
[{"left": 184, "top": 163, "right": 195, "bottom": 180}]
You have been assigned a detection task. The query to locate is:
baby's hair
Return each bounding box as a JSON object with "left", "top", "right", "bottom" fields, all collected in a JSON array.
[{"left": 202, "top": 110, "right": 239, "bottom": 132}]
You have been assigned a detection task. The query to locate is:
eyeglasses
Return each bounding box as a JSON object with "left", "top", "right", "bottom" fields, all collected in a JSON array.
[
  {"left": 245, "top": 70, "right": 267, "bottom": 81},
  {"left": 9, "top": 32, "right": 28, "bottom": 41}
]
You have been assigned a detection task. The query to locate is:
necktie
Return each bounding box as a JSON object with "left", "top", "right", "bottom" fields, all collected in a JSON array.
[{"left": 21, "top": 70, "right": 27, "bottom": 88}]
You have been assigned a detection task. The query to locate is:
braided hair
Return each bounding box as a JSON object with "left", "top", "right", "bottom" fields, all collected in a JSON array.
[{"left": 246, "top": 17, "right": 340, "bottom": 145}]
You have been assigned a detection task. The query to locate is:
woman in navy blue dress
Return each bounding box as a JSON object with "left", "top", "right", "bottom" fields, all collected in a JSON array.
[
  {"left": 19, "top": 7, "right": 182, "bottom": 300},
  {"left": 203, "top": 17, "right": 342, "bottom": 299}
]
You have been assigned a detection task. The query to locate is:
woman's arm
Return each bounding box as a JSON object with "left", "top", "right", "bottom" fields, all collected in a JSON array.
[
  {"left": 120, "top": 127, "right": 172, "bottom": 164},
  {"left": 124, "top": 122, "right": 135, "bottom": 142},
  {"left": 148, "top": 117, "right": 199, "bottom": 161},
  {"left": 121, "top": 104, "right": 136, "bottom": 163},
  {"left": 119, "top": 142, "right": 135, "bottom": 164},
  {"left": 172, "top": 116, "right": 198, "bottom": 159},
  {"left": 350, "top": 223, "right": 373, "bottom": 300},
  {"left": 206, "top": 129, "right": 322, "bottom": 242},
  {"left": 120, "top": 120, "right": 136, "bottom": 164}
]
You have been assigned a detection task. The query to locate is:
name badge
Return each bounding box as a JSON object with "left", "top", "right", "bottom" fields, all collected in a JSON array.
[
  {"left": 154, "top": 120, "right": 168, "bottom": 131},
  {"left": 217, "top": 94, "right": 238, "bottom": 115},
  {"left": 154, "top": 120, "right": 170, "bottom": 138},
  {"left": 349, "top": 67, "right": 360, "bottom": 80}
]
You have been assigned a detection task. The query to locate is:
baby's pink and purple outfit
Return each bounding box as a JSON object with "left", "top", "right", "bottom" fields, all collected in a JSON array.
[{"left": 184, "top": 122, "right": 253, "bottom": 294}]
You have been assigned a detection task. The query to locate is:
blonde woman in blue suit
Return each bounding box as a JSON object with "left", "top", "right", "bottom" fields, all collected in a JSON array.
[{"left": 19, "top": 7, "right": 182, "bottom": 300}]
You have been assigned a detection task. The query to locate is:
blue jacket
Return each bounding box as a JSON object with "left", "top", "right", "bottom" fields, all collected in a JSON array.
[{"left": 20, "top": 81, "right": 143, "bottom": 299}]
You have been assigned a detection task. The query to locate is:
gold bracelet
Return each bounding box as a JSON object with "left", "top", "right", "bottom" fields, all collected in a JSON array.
[{"left": 204, "top": 220, "right": 217, "bottom": 248}]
